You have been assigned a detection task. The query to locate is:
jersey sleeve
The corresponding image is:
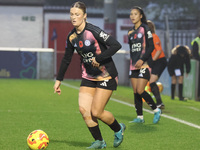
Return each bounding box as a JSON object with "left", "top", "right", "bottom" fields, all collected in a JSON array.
[
  {"left": 56, "top": 35, "right": 75, "bottom": 81},
  {"left": 153, "top": 34, "right": 162, "bottom": 51},
  {"left": 185, "top": 54, "right": 191, "bottom": 73},
  {"left": 91, "top": 27, "right": 122, "bottom": 63},
  {"left": 140, "top": 26, "right": 154, "bottom": 62}
]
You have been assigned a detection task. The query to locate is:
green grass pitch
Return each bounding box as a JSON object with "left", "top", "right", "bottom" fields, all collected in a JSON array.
[{"left": 0, "top": 79, "right": 200, "bottom": 150}]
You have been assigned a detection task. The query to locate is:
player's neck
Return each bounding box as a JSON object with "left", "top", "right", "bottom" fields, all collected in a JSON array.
[
  {"left": 76, "top": 21, "right": 86, "bottom": 34},
  {"left": 134, "top": 22, "right": 142, "bottom": 30}
]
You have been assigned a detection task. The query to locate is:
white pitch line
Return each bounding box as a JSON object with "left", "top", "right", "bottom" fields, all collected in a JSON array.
[{"left": 61, "top": 82, "right": 200, "bottom": 130}]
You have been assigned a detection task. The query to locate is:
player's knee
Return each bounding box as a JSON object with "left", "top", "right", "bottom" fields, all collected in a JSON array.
[
  {"left": 79, "top": 92, "right": 93, "bottom": 115},
  {"left": 79, "top": 106, "right": 86, "bottom": 115},
  {"left": 137, "top": 89, "right": 144, "bottom": 95},
  {"left": 79, "top": 106, "right": 93, "bottom": 122},
  {"left": 178, "top": 76, "right": 183, "bottom": 83},
  {"left": 171, "top": 76, "right": 176, "bottom": 83},
  {"left": 91, "top": 109, "right": 101, "bottom": 119}
]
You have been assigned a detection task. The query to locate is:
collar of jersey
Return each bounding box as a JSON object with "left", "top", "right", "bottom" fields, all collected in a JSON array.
[
  {"left": 75, "top": 22, "right": 87, "bottom": 35},
  {"left": 133, "top": 23, "right": 142, "bottom": 30}
]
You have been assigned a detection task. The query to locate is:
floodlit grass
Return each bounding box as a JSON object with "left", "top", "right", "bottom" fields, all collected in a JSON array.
[{"left": 0, "top": 79, "right": 200, "bottom": 150}]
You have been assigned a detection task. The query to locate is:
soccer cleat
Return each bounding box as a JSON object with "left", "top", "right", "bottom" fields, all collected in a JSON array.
[
  {"left": 179, "top": 97, "right": 187, "bottom": 101},
  {"left": 86, "top": 140, "right": 106, "bottom": 149},
  {"left": 153, "top": 108, "right": 161, "bottom": 124},
  {"left": 157, "top": 103, "right": 165, "bottom": 109},
  {"left": 129, "top": 118, "right": 145, "bottom": 123},
  {"left": 113, "top": 123, "right": 126, "bottom": 147}
]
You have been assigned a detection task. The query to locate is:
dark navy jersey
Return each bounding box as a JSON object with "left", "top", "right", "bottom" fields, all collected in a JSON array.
[
  {"left": 128, "top": 23, "right": 154, "bottom": 70},
  {"left": 56, "top": 23, "right": 121, "bottom": 81}
]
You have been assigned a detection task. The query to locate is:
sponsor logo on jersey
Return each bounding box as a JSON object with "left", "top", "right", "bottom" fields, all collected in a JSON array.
[
  {"left": 131, "top": 43, "right": 141, "bottom": 52},
  {"left": 147, "top": 31, "right": 153, "bottom": 39},
  {"left": 84, "top": 40, "right": 91, "bottom": 46},
  {"left": 81, "top": 52, "right": 94, "bottom": 63},
  {"left": 99, "top": 31, "right": 110, "bottom": 41}
]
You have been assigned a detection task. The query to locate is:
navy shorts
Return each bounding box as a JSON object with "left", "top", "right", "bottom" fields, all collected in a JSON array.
[
  {"left": 129, "top": 68, "right": 150, "bottom": 80},
  {"left": 80, "top": 78, "right": 117, "bottom": 90},
  {"left": 151, "top": 57, "right": 167, "bottom": 77}
]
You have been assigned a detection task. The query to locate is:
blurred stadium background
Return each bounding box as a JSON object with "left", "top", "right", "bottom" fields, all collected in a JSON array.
[{"left": 0, "top": 0, "right": 199, "bottom": 100}]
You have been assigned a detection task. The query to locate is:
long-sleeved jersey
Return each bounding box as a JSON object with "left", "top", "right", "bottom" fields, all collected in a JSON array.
[
  {"left": 128, "top": 23, "right": 154, "bottom": 70},
  {"left": 56, "top": 23, "right": 121, "bottom": 81}
]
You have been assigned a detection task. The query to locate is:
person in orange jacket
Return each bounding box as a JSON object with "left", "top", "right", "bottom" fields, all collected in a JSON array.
[{"left": 147, "top": 20, "right": 167, "bottom": 109}]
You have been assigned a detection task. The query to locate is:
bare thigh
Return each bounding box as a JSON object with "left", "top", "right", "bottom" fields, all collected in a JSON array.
[{"left": 149, "top": 74, "right": 159, "bottom": 84}]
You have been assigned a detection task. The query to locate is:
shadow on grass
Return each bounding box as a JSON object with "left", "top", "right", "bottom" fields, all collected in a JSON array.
[
  {"left": 50, "top": 139, "right": 89, "bottom": 147},
  {"left": 128, "top": 123, "right": 158, "bottom": 133},
  {"left": 115, "top": 114, "right": 135, "bottom": 122}
]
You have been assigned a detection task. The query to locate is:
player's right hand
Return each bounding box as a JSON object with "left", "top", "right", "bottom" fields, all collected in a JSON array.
[{"left": 54, "top": 80, "right": 61, "bottom": 95}]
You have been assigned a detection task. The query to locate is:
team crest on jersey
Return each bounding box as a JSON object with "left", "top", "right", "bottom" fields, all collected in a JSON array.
[
  {"left": 84, "top": 40, "right": 91, "bottom": 46},
  {"left": 99, "top": 31, "right": 110, "bottom": 41},
  {"left": 147, "top": 31, "right": 153, "bottom": 39},
  {"left": 137, "top": 33, "right": 142, "bottom": 38}
]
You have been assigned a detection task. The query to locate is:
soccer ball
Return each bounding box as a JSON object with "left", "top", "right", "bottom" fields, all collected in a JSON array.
[
  {"left": 145, "top": 82, "right": 163, "bottom": 93},
  {"left": 27, "top": 130, "right": 49, "bottom": 150},
  {"left": 145, "top": 82, "right": 151, "bottom": 93},
  {"left": 156, "top": 82, "right": 163, "bottom": 93}
]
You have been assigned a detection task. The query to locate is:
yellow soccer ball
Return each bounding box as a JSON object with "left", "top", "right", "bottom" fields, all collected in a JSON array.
[
  {"left": 27, "top": 130, "right": 49, "bottom": 150},
  {"left": 145, "top": 82, "right": 151, "bottom": 93},
  {"left": 157, "top": 82, "right": 163, "bottom": 93},
  {"left": 145, "top": 82, "right": 164, "bottom": 93}
]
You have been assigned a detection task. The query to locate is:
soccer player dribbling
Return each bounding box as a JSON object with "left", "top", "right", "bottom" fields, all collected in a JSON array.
[{"left": 53, "top": 1, "right": 125, "bottom": 149}]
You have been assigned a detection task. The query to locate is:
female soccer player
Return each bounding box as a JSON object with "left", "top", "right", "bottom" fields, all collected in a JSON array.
[
  {"left": 167, "top": 45, "right": 191, "bottom": 101},
  {"left": 53, "top": 1, "right": 125, "bottom": 149},
  {"left": 147, "top": 20, "right": 167, "bottom": 109},
  {"left": 128, "top": 6, "right": 161, "bottom": 123}
]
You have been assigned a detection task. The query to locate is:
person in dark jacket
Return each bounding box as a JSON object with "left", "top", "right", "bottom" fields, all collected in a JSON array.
[{"left": 167, "top": 45, "right": 191, "bottom": 101}]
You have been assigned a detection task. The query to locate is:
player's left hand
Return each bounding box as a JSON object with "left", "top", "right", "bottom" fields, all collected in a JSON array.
[
  {"left": 91, "top": 57, "right": 100, "bottom": 67},
  {"left": 135, "top": 59, "right": 144, "bottom": 69}
]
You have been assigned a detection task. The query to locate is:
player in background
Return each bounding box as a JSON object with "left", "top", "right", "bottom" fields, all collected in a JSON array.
[
  {"left": 128, "top": 6, "right": 161, "bottom": 124},
  {"left": 53, "top": 1, "right": 125, "bottom": 149},
  {"left": 147, "top": 20, "right": 167, "bottom": 109},
  {"left": 191, "top": 31, "right": 200, "bottom": 61},
  {"left": 167, "top": 45, "right": 191, "bottom": 101}
]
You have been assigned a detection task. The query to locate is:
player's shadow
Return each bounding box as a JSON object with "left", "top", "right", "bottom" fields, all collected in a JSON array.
[
  {"left": 51, "top": 139, "right": 89, "bottom": 147},
  {"left": 128, "top": 123, "right": 158, "bottom": 133},
  {"left": 114, "top": 114, "right": 135, "bottom": 121}
]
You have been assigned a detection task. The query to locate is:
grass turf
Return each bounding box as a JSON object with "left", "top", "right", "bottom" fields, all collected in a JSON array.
[{"left": 0, "top": 79, "right": 200, "bottom": 150}]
